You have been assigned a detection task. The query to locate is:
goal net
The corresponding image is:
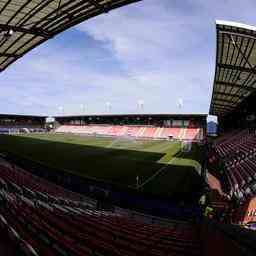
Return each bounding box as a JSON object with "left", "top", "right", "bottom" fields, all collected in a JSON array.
[{"left": 181, "top": 140, "right": 192, "bottom": 152}]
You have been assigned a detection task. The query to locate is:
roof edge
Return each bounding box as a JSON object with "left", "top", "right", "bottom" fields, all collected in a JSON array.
[{"left": 216, "top": 20, "right": 256, "bottom": 32}]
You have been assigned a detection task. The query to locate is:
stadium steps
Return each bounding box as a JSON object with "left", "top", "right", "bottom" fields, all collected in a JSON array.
[
  {"left": 143, "top": 127, "right": 157, "bottom": 138},
  {"left": 55, "top": 125, "right": 205, "bottom": 142},
  {"left": 178, "top": 128, "right": 186, "bottom": 140},
  {"left": 120, "top": 126, "right": 128, "bottom": 136},
  {"left": 0, "top": 159, "right": 203, "bottom": 256},
  {"left": 213, "top": 128, "right": 256, "bottom": 199},
  {"left": 185, "top": 128, "right": 199, "bottom": 141},
  {"left": 154, "top": 127, "right": 164, "bottom": 138},
  {"left": 127, "top": 126, "right": 140, "bottom": 137},
  {"left": 136, "top": 127, "right": 146, "bottom": 137},
  {"left": 0, "top": 190, "right": 203, "bottom": 256}
]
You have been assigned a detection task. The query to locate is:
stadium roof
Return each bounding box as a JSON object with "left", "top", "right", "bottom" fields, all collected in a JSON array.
[
  {"left": 210, "top": 20, "right": 256, "bottom": 116},
  {"left": 55, "top": 113, "right": 207, "bottom": 118},
  {"left": 0, "top": 0, "right": 140, "bottom": 72},
  {"left": 0, "top": 113, "right": 46, "bottom": 119}
]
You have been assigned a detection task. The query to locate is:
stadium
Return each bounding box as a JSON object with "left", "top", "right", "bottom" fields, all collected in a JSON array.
[{"left": 0, "top": 1, "right": 255, "bottom": 256}]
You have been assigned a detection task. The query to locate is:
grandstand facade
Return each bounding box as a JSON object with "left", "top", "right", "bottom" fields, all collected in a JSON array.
[{"left": 54, "top": 114, "right": 206, "bottom": 142}]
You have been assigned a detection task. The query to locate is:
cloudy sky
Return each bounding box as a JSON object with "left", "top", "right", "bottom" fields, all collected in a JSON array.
[{"left": 0, "top": 0, "right": 255, "bottom": 119}]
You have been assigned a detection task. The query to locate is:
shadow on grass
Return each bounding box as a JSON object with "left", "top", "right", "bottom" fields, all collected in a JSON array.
[
  {"left": 140, "top": 144, "right": 205, "bottom": 202},
  {"left": 0, "top": 134, "right": 204, "bottom": 202}
]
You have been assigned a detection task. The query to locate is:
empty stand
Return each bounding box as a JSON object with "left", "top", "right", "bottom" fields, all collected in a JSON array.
[
  {"left": 0, "top": 159, "right": 202, "bottom": 256},
  {"left": 184, "top": 128, "right": 200, "bottom": 141},
  {"left": 213, "top": 129, "right": 256, "bottom": 200},
  {"left": 56, "top": 125, "right": 204, "bottom": 142}
]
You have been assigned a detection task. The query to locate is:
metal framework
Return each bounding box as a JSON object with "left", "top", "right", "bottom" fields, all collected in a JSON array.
[
  {"left": 0, "top": 0, "right": 141, "bottom": 72},
  {"left": 210, "top": 20, "right": 256, "bottom": 116}
]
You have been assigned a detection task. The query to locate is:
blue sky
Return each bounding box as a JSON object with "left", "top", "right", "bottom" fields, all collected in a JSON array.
[{"left": 0, "top": 0, "right": 255, "bottom": 119}]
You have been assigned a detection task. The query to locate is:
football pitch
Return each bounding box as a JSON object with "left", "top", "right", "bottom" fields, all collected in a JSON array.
[{"left": 0, "top": 133, "right": 205, "bottom": 199}]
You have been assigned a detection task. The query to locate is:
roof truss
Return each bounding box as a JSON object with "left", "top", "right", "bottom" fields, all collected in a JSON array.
[
  {"left": 213, "top": 103, "right": 234, "bottom": 109},
  {"left": 0, "top": 0, "right": 141, "bottom": 72},
  {"left": 218, "top": 63, "right": 256, "bottom": 75},
  {"left": 215, "top": 81, "right": 256, "bottom": 91},
  {"left": 214, "top": 91, "right": 241, "bottom": 98},
  {"left": 210, "top": 20, "right": 256, "bottom": 116},
  {"left": 212, "top": 98, "right": 238, "bottom": 104}
]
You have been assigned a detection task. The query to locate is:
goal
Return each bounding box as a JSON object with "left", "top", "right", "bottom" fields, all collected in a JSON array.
[{"left": 181, "top": 140, "right": 192, "bottom": 152}]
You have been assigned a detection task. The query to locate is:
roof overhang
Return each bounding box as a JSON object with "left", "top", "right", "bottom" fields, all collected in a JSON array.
[
  {"left": 0, "top": 0, "right": 141, "bottom": 72},
  {"left": 210, "top": 20, "right": 256, "bottom": 116},
  {"left": 54, "top": 113, "right": 208, "bottom": 118}
]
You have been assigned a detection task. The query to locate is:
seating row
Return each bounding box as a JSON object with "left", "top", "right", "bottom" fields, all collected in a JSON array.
[
  {"left": 213, "top": 129, "right": 256, "bottom": 200},
  {"left": 55, "top": 125, "right": 203, "bottom": 141}
]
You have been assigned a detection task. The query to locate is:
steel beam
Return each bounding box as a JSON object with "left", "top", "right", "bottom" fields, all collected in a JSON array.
[
  {"left": 215, "top": 80, "right": 255, "bottom": 91},
  {"left": 0, "top": 24, "right": 51, "bottom": 38}
]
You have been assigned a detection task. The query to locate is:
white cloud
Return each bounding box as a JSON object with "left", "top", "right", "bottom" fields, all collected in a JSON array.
[{"left": 1, "top": 0, "right": 256, "bottom": 116}]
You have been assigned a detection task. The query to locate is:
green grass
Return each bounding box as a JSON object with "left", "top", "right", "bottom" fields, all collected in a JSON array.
[{"left": 0, "top": 133, "right": 204, "bottom": 199}]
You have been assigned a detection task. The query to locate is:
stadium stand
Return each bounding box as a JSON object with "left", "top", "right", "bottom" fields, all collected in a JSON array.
[
  {"left": 2, "top": 3, "right": 256, "bottom": 252},
  {"left": 0, "top": 114, "right": 46, "bottom": 134},
  {"left": 0, "top": 158, "right": 94, "bottom": 206},
  {"left": 207, "top": 21, "right": 256, "bottom": 230},
  {"left": 1, "top": 0, "right": 256, "bottom": 252},
  {"left": 161, "top": 128, "right": 181, "bottom": 139},
  {"left": 127, "top": 126, "right": 142, "bottom": 137},
  {"left": 55, "top": 125, "right": 204, "bottom": 142},
  {"left": 140, "top": 127, "right": 157, "bottom": 138},
  {"left": 0, "top": 157, "right": 202, "bottom": 256},
  {"left": 212, "top": 129, "right": 256, "bottom": 200},
  {"left": 184, "top": 128, "right": 201, "bottom": 141},
  {"left": 1, "top": 153, "right": 255, "bottom": 256}
]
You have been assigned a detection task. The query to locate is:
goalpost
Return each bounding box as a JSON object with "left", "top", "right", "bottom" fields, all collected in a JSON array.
[{"left": 181, "top": 140, "right": 192, "bottom": 152}]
